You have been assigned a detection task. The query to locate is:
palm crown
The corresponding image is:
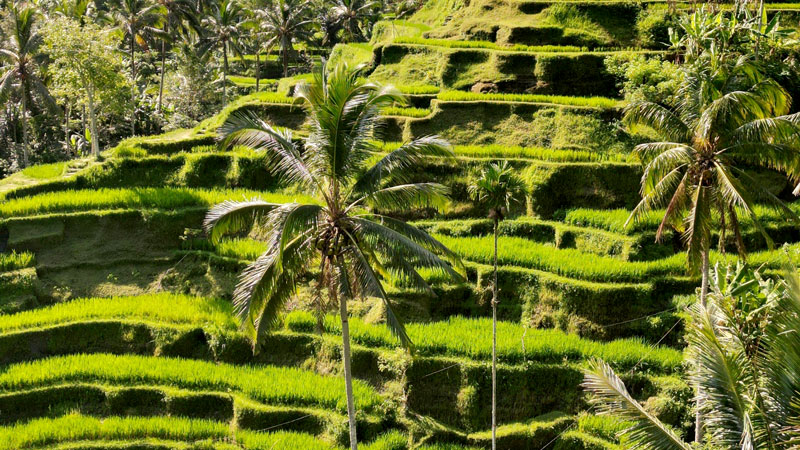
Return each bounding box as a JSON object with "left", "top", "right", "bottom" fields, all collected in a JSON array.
[
  {"left": 624, "top": 58, "right": 800, "bottom": 272},
  {"left": 204, "top": 63, "right": 464, "bottom": 348},
  {"left": 468, "top": 161, "right": 526, "bottom": 221}
]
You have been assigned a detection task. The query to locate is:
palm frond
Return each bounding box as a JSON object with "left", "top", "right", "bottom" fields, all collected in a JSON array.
[
  {"left": 343, "top": 232, "right": 413, "bottom": 349},
  {"left": 582, "top": 359, "right": 692, "bottom": 450},
  {"left": 234, "top": 231, "right": 315, "bottom": 344},
  {"left": 686, "top": 301, "right": 751, "bottom": 447},
  {"left": 623, "top": 101, "right": 691, "bottom": 143},
  {"left": 350, "top": 217, "right": 463, "bottom": 282},
  {"left": 362, "top": 213, "right": 466, "bottom": 278},
  {"left": 217, "top": 110, "right": 316, "bottom": 188},
  {"left": 357, "top": 182, "right": 450, "bottom": 211},
  {"left": 203, "top": 199, "right": 280, "bottom": 243},
  {"left": 352, "top": 135, "right": 454, "bottom": 196},
  {"left": 683, "top": 180, "right": 713, "bottom": 273}
]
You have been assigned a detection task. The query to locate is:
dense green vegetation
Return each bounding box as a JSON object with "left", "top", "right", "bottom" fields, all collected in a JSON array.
[{"left": 2, "top": 0, "right": 800, "bottom": 449}]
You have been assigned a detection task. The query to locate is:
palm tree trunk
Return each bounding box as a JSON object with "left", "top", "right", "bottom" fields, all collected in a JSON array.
[
  {"left": 255, "top": 50, "right": 260, "bottom": 91},
  {"left": 223, "top": 41, "right": 229, "bottom": 105},
  {"left": 282, "top": 45, "right": 288, "bottom": 78},
  {"left": 64, "top": 100, "right": 71, "bottom": 154},
  {"left": 694, "top": 247, "right": 710, "bottom": 443},
  {"left": 492, "top": 216, "right": 499, "bottom": 450},
  {"left": 158, "top": 37, "right": 167, "bottom": 113},
  {"left": 87, "top": 88, "right": 99, "bottom": 158},
  {"left": 20, "top": 92, "right": 30, "bottom": 168},
  {"left": 333, "top": 269, "right": 358, "bottom": 450},
  {"left": 130, "top": 32, "right": 136, "bottom": 136}
]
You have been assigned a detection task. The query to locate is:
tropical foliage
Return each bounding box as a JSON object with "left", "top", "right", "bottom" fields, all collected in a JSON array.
[
  {"left": 204, "top": 62, "right": 463, "bottom": 448},
  {"left": 583, "top": 264, "right": 800, "bottom": 450}
]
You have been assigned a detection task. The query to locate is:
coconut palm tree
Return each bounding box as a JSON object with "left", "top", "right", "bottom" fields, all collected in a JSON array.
[
  {"left": 624, "top": 60, "right": 800, "bottom": 307},
  {"left": 467, "top": 161, "right": 525, "bottom": 450},
  {"left": 201, "top": 0, "right": 245, "bottom": 105},
  {"left": 583, "top": 263, "right": 800, "bottom": 450},
  {"left": 252, "top": 0, "right": 313, "bottom": 78},
  {"left": 333, "top": 0, "right": 377, "bottom": 42},
  {"left": 0, "top": 3, "right": 60, "bottom": 167},
  {"left": 155, "top": 0, "right": 199, "bottom": 112},
  {"left": 204, "top": 63, "right": 464, "bottom": 450},
  {"left": 111, "top": 0, "right": 166, "bottom": 135}
]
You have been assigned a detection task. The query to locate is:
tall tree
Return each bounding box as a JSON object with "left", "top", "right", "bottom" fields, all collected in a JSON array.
[
  {"left": 201, "top": 0, "right": 245, "bottom": 105},
  {"left": 583, "top": 263, "right": 800, "bottom": 450},
  {"left": 204, "top": 63, "right": 464, "bottom": 450},
  {"left": 252, "top": 0, "right": 313, "bottom": 78},
  {"left": 467, "top": 161, "right": 525, "bottom": 450},
  {"left": 333, "top": 0, "right": 377, "bottom": 43},
  {"left": 43, "top": 16, "right": 129, "bottom": 159},
  {"left": 0, "top": 3, "right": 59, "bottom": 167},
  {"left": 155, "top": 0, "right": 199, "bottom": 112},
  {"left": 111, "top": 0, "right": 166, "bottom": 135}
]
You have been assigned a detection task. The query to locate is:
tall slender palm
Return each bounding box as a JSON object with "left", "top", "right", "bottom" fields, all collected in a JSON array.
[
  {"left": 333, "top": 0, "right": 377, "bottom": 43},
  {"left": 467, "top": 161, "right": 525, "bottom": 450},
  {"left": 204, "top": 63, "right": 464, "bottom": 450},
  {"left": 583, "top": 263, "right": 800, "bottom": 450},
  {"left": 155, "top": 0, "right": 199, "bottom": 112},
  {"left": 0, "top": 3, "right": 59, "bottom": 167},
  {"left": 111, "top": 0, "right": 166, "bottom": 135},
  {"left": 252, "top": 0, "right": 313, "bottom": 78},
  {"left": 202, "top": 0, "right": 245, "bottom": 105}
]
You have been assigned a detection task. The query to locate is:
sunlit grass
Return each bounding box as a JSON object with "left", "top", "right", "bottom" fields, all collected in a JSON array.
[
  {"left": 0, "top": 354, "right": 382, "bottom": 413},
  {"left": 0, "top": 251, "right": 35, "bottom": 272},
  {"left": 0, "top": 293, "right": 236, "bottom": 334},
  {"left": 285, "top": 312, "right": 683, "bottom": 372},
  {"left": 21, "top": 162, "right": 68, "bottom": 179},
  {"left": 0, "top": 187, "right": 315, "bottom": 217},
  {"left": 437, "top": 91, "right": 623, "bottom": 108},
  {"left": 0, "top": 414, "right": 332, "bottom": 450}
]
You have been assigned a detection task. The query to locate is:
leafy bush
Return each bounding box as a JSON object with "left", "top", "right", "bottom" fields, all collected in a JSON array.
[
  {"left": 0, "top": 354, "right": 382, "bottom": 413},
  {"left": 604, "top": 54, "right": 682, "bottom": 104}
]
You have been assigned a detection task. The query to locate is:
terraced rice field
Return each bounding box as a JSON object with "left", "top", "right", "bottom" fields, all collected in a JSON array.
[{"left": 2, "top": 0, "right": 799, "bottom": 448}]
